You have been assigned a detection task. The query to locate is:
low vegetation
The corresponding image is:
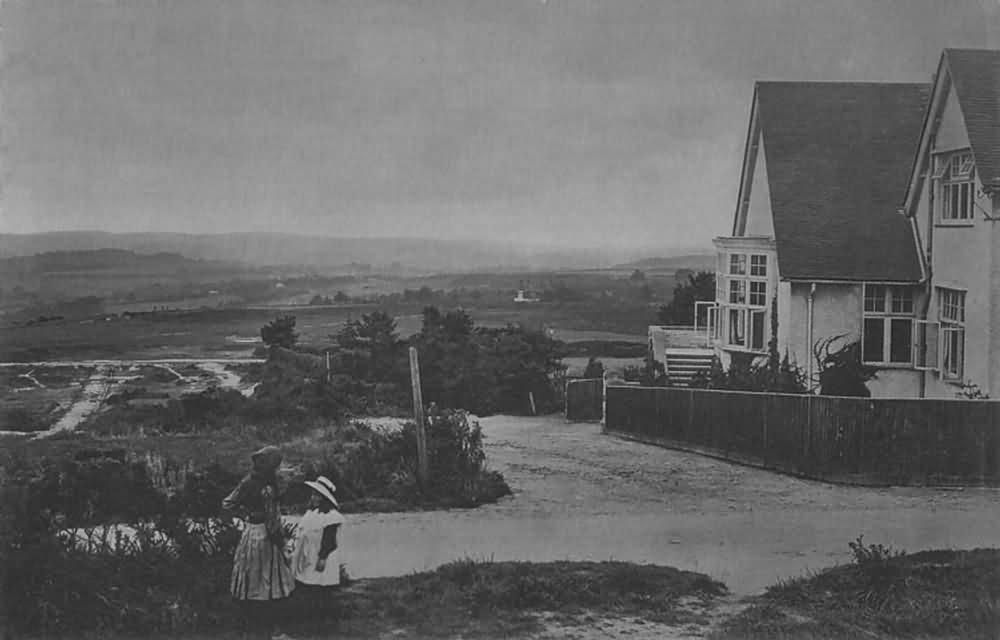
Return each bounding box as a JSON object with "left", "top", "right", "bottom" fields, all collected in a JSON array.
[
  {"left": 2, "top": 522, "right": 728, "bottom": 640},
  {"left": 715, "top": 539, "right": 1000, "bottom": 640}
]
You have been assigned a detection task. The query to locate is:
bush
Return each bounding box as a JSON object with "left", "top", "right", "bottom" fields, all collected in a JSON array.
[
  {"left": 691, "top": 352, "right": 807, "bottom": 393},
  {"left": 814, "top": 336, "right": 876, "bottom": 397},
  {"left": 3, "top": 507, "right": 240, "bottom": 635},
  {"left": 582, "top": 357, "right": 605, "bottom": 379},
  {"left": 412, "top": 307, "right": 567, "bottom": 415},
  {"left": 296, "top": 407, "right": 511, "bottom": 510}
]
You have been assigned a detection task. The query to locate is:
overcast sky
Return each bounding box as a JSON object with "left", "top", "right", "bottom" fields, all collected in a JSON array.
[{"left": 3, "top": 0, "right": 998, "bottom": 251}]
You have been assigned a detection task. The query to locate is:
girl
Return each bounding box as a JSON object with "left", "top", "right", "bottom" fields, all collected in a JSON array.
[
  {"left": 222, "top": 446, "right": 296, "bottom": 603},
  {"left": 292, "top": 476, "right": 345, "bottom": 588}
]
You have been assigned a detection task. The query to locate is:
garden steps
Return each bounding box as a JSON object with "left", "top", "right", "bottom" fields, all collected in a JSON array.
[{"left": 664, "top": 348, "right": 714, "bottom": 387}]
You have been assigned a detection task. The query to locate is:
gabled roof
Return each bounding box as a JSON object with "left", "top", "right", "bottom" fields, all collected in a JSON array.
[
  {"left": 902, "top": 48, "right": 1000, "bottom": 220},
  {"left": 746, "top": 82, "right": 929, "bottom": 282},
  {"left": 943, "top": 49, "right": 1000, "bottom": 190}
]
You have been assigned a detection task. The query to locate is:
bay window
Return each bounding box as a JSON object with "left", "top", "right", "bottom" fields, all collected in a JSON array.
[{"left": 862, "top": 284, "right": 914, "bottom": 364}]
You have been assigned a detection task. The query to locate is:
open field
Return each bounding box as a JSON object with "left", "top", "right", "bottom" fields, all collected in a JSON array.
[
  {"left": 0, "top": 360, "right": 261, "bottom": 434},
  {"left": 0, "top": 302, "right": 652, "bottom": 362}
]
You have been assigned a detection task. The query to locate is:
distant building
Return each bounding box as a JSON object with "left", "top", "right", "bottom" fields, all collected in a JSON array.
[{"left": 514, "top": 289, "right": 540, "bottom": 303}]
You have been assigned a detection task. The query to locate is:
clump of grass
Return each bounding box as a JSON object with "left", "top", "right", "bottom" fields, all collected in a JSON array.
[
  {"left": 715, "top": 541, "right": 1000, "bottom": 640},
  {"left": 280, "top": 559, "right": 728, "bottom": 638}
]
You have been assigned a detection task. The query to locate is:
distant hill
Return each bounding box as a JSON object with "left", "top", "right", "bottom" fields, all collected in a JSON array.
[
  {"left": 612, "top": 253, "right": 716, "bottom": 273},
  {"left": 0, "top": 248, "right": 249, "bottom": 299},
  {"left": 0, "top": 248, "right": 239, "bottom": 276},
  {"left": 0, "top": 231, "right": 709, "bottom": 272}
]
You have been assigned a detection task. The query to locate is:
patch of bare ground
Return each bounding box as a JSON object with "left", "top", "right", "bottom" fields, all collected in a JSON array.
[{"left": 530, "top": 594, "right": 749, "bottom": 640}]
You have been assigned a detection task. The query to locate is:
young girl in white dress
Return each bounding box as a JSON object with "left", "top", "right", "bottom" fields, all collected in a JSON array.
[{"left": 292, "top": 476, "right": 345, "bottom": 587}]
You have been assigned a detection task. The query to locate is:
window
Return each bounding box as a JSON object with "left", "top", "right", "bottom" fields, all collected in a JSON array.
[
  {"left": 938, "top": 288, "right": 966, "bottom": 380},
  {"left": 729, "top": 254, "right": 747, "bottom": 275},
  {"left": 729, "top": 280, "right": 746, "bottom": 304},
  {"left": 749, "top": 309, "right": 766, "bottom": 351},
  {"left": 720, "top": 252, "right": 770, "bottom": 351},
  {"left": 728, "top": 308, "right": 745, "bottom": 346},
  {"left": 936, "top": 151, "right": 976, "bottom": 222},
  {"left": 862, "top": 284, "right": 915, "bottom": 364}
]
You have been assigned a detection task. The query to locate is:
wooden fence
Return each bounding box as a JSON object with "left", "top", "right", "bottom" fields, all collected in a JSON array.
[
  {"left": 604, "top": 385, "right": 1000, "bottom": 486},
  {"left": 565, "top": 378, "right": 604, "bottom": 422}
]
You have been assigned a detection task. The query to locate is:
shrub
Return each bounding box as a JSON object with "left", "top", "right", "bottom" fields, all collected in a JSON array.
[
  {"left": 411, "top": 307, "right": 567, "bottom": 415},
  {"left": 261, "top": 314, "right": 298, "bottom": 349},
  {"left": 691, "top": 352, "right": 807, "bottom": 393},
  {"left": 582, "top": 357, "right": 605, "bottom": 380},
  {"left": 3, "top": 507, "right": 240, "bottom": 635},
  {"left": 814, "top": 335, "right": 876, "bottom": 397},
  {"left": 296, "top": 408, "right": 511, "bottom": 510}
]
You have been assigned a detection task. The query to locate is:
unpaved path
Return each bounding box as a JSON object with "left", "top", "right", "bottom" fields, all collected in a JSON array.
[{"left": 340, "top": 415, "right": 1000, "bottom": 597}]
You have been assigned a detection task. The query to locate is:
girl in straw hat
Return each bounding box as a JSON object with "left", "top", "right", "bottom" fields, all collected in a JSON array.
[
  {"left": 222, "top": 446, "right": 296, "bottom": 604},
  {"left": 292, "top": 476, "right": 346, "bottom": 587}
]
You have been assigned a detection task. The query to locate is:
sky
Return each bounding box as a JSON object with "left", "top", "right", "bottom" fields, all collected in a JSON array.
[{"left": 2, "top": 0, "right": 998, "bottom": 252}]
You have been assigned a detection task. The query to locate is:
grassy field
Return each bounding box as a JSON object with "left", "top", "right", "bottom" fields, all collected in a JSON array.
[
  {"left": 0, "top": 365, "right": 93, "bottom": 431},
  {"left": 262, "top": 559, "right": 728, "bottom": 639},
  {"left": 0, "top": 301, "right": 655, "bottom": 363}
]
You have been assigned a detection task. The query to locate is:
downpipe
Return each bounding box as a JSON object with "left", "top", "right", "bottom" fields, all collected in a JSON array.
[{"left": 806, "top": 283, "right": 816, "bottom": 391}]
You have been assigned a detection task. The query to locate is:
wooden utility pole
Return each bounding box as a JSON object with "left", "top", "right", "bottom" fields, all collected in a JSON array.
[{"left": 408, "top": 347, "right": 429, "bottom": 487}]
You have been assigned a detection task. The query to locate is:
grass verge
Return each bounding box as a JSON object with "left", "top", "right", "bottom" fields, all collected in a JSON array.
[
  {"left": 714, "top": 547, "right": 1000, "bottom": 640},
  {"left": 30, "top": 559, "right": 728, "bottom": 639}
]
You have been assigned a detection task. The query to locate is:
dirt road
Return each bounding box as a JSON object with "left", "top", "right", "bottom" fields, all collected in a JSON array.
[{"left": 340, "top": 415, "right": 1000, "bottom": 596}]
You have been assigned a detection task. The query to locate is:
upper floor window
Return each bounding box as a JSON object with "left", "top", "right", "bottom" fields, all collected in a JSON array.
[
  {"left": 729, "top": 254, "right": 747, "bottom": 275},
  {"left": 862, "top": 284, "right": 914, "bottom": 365},
  {"left": 934, "top": 150, "right": 976, "bottom": 222}
]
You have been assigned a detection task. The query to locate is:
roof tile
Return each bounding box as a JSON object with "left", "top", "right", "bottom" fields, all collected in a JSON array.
[
  {"left": 944, "top": 49, "right": 1000, "bottom": 190},
  {"left": 756, "top": 82, "right": 929, "bottom": 282}
]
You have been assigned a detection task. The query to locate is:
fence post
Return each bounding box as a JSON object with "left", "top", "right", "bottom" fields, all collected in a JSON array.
[
  {"left": 761, "top": 394, "right": 768, "bottom": 465},
  {"left": 408, "top": 347, "right": 429, "bottom": 488},
  {"left": 601, "top": 373, "right": 607, "bottom": 429}
]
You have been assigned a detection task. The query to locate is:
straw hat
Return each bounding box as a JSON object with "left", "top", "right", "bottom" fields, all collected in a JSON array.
[{"left": 304, "top": 475, "right": 339, "bottom": 507}]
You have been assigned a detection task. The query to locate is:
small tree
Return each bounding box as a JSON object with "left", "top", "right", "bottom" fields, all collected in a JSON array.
[
  {"left": 260, "top": 315, "right": 298, "bottom": 349},
  {"left": 630, "top": 269, "right": 646, "bottom": 282},
  {"left": 813, "top": 335, "right": 876, "bottom": 397},
  {"left": 656, "top": 271, "right": 715, "bottom": 325},
  {"left": 582, "top": 357, "right": 605, "bottom": 379}
]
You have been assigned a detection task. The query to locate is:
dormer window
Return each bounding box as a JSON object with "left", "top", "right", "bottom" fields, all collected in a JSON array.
[
  {"left": 935, "top": 150, "right": 976, "bottom": 222},
  {"left": 951, "top": 152, "right": 974, "bottom": 179}
]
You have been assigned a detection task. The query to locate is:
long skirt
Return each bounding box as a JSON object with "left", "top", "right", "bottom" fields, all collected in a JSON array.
[{"left": 230, "top": 523, "right": 295, "bottom": 601}]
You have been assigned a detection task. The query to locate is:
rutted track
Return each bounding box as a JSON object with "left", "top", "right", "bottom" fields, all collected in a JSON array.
[{"left": 339, "top": 415, "right": 1000, "bottom": 597}]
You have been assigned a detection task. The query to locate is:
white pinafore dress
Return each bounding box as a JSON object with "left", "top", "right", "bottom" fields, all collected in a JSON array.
[{"left": 292, "top": 508, "right": 346, "bottom": 586}]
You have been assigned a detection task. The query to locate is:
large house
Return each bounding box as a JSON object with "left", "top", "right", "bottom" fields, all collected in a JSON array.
[{"left": 702, "top": 48, "right": 1000, "bottom": 398}]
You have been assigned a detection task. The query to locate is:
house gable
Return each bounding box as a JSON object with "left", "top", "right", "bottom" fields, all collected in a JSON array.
[
  {"left": 744, "top": 130, "right": 775, "bottom": 238},
  {"left": 904, "top": 49, "right": 1000, "bottom": 215},
  {"left": 732, "top": 90, "right": 761, "bottom": 236},
  {"left": 936, "top": 82, "right": 972, "bottom": 151}
]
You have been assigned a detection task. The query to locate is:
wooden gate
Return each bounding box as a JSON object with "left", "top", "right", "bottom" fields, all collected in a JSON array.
[{"left": 565, "top": 378, "right": 603, "bottom": 422}]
